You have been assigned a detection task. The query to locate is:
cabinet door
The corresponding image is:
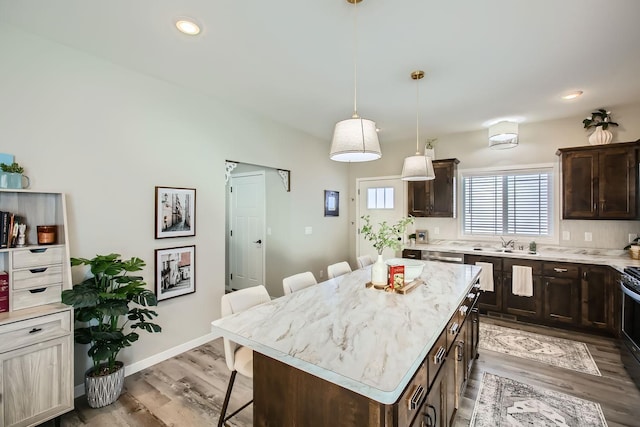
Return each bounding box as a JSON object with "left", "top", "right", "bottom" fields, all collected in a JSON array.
[
  {"left": 423, "top": 368, "right": 444, "bottom": 427},
  {"left": 1, "top": 336, "right": 73, "bottom": 427},
  {"left": 543, "top": 276, "right": 580, "bottom": 324},
  {"left": 503, "top": 273, "right": 542, "bottom": 319},
  {"left": 408, "top": 181, "right": 428, "bottom": 217},
  {"left": 598, "top": 146, "right": 637, "bottom": 219},
  {"left": 561, "top": 150, "right": 598, "bottom": 219},
  {"left": 581, "top": 265, "right": 613, "bottom": 330},
  {"left": 428, "top": 161, "right": 456, "bottom": 218},
  {"left": 464, "top": 255, "right": 502, "bottom": 313}
]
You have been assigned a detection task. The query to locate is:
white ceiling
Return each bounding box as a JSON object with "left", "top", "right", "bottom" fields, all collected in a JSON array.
[{"left": 2, "top": 0, "right": 640, "bottom": 144}]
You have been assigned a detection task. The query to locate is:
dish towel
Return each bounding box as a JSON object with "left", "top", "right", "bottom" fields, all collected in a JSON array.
[
  {"left": 475, "top": 262, "right": 494, "bottom": 292},
  {"left": 512, "top": 265, "right": 533, "bottom": 297}
]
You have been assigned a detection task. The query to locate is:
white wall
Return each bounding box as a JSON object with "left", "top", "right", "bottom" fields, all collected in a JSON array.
[
  {"left": 0, "top": 25, "right": 350, "bottom": 386},
  {"left": 349, "top": 103, "right": 640, "bottom": 254}
]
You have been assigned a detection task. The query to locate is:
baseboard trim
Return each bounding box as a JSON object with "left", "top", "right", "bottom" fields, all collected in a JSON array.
[{"left": 74, "top": 332, "right": 219, "bottom": 398}]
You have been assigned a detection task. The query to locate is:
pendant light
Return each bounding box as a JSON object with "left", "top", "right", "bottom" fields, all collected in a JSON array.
[
  {"left": 330, "top": 0, "right": 381, "bottom": 162},
  {"left": 401, "top": 70, "right": 435, "bottom": 181}
]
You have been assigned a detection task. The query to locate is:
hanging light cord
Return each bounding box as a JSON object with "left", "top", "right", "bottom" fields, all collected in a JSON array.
[
  {"left": 415, "top": 75, "right": 420, "bottom": 154},
  {"left": 352, "top": 0, "right": 359, "bottom": 119}
]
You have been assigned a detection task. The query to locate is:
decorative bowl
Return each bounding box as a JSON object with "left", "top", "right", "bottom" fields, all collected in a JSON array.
[{"left": 385, "top": 258, "right": 424, "bottom": 282}]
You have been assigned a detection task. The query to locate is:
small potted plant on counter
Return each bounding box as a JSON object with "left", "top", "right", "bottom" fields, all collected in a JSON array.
[
  {"left": 61, "top": 253, "right": 161, "bottom": 408},
  {"left": 361, "top": 215, "right": 414, "bottom": 287}
]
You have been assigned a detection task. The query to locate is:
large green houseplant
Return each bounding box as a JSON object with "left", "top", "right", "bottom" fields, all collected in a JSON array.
[{"left": 61, "top": 253, "right": 161, "bottom": 408}]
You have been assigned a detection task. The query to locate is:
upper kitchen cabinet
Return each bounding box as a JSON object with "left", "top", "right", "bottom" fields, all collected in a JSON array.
[
  {"left": 557, "top": 141, "right": 639, "bottom": 219},
  {"left": 408, "top": 158, "right": 459, "bottom": 217}
]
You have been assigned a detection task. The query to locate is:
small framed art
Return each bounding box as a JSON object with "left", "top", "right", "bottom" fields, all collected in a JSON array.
[
  {"left": 416, "top": 230, "right": 428, "bottom": 244},
  {"left": 155, "top": 245, "right": 196, "bottom": 301},
  {"left": 155, "top": 186, "right": 196, "bottom": 239},
  {"left": 324, "top": 190, "right": 339, "bottom": 217}
]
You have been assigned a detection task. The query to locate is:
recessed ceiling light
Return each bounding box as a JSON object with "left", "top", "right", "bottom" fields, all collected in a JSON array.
[
  {"left": 176, "top": 19, "right": 200, "bottom": 36},
  {"left": 561, "top": 90, "right": 583, "bottom": 100}
]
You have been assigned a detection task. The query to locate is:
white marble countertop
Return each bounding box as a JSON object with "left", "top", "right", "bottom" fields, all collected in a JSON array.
[
  {"left": 211, "top": 261, "right": 481, "bottom": 404},
  {"left": 408, "top": 240, "right": 640, "bottom": 272}
]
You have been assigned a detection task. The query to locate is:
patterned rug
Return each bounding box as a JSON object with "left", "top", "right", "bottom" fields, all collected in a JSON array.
[
  {"left": 480, "top": 323, "right": 601, "bottom": 376},
  {"left": 470, "top": 373, "right": 608, "bottom": 427}
]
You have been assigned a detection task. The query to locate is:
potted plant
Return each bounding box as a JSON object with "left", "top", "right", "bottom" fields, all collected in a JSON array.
[
  {"left": 0, "top": 162, "right": 29, "bottom": 189},
  {"left": 360, "top": 215, "right": 414, "bottom": 287},
  {"left": 424, "top": 138, "right": 437, "bottom": 159},
  {"left": 61, "top": 253, "right": 161, "bottom": 408},
  {"left": 582, "top": 109, "right": 619, "bottom": 145}
]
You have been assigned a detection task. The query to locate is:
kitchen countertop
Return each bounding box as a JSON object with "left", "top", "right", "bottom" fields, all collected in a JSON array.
[
  {"left": 211, "top": 261, "right": 481, "bottom": 404},
  {"left": 408, "top": 240, "right": 640, "bottom": 272}
]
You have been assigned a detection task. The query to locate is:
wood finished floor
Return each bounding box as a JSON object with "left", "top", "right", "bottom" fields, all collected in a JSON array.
[{"left": 46, "top": 317, "right": 640, "bottom": 426}]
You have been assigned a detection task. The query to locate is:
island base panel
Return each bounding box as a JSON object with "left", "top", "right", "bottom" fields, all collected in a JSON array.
[{"left": 253, "top": 352, "right": 394, "bottom": 427}]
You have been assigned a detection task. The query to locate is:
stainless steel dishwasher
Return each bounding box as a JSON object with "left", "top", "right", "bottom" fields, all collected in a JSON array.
[{"left": 423, "top": 250, "right": 465, "bottom": 264}]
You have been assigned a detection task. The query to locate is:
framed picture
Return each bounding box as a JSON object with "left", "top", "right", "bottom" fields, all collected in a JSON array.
[
  {"left": 155, "top": 245, "right": 196, "bottom": 301},
  {"left": 324, "top": 190, "right": 339, "bottom": 217},
  {"left": 416, "top": 230, "right": 428, "bottom": 244},
  {"left": 155, "top": 186, "right": 196, "bottom": 239}
]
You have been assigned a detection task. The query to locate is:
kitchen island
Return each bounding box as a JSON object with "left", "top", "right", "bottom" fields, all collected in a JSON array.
[{"left": 211, "top": 261, "right": 481, "bottom": 427}]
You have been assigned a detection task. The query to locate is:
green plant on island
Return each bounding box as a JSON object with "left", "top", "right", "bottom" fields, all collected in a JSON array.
[
  {"left": 61, "top": 253, "right": 161, "bottom": 376},
  {"left": 361, "top": 215, "right": 414, "bottom": 255},
  {"left": 0, "top": 162, "right": 25, "bottom": 174},
  {"left": 582, "top": 109, "right": 619, "bottom": 130}
]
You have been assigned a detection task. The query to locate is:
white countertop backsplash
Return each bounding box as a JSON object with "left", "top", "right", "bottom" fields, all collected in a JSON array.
[
  {"left": 212, "top": 262, "right": 481, "bottom": 404},
  {"left": 407, "top": 240, "right": 640, "bottom": 271}
]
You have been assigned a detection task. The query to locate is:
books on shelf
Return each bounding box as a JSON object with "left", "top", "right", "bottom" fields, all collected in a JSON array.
[
  {"left": 0, "top": 211, "right": 24, "bottom": 248},
  {"left": 0, "top": 271, "right": 8, "bottom": 313}
]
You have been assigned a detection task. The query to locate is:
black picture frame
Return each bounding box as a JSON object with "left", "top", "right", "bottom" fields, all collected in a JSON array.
[
  {"left": 155, "top": 186, "right": 196, "bottom": 239},
  {"left": 324, "top": 190, "right": 339, "bottom": 217},
  {"left": 155, "top": 245, "right": 196, "bottom": 301}
]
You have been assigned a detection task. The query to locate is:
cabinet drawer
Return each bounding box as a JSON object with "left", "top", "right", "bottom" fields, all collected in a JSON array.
[
  {"left": 402, "top": 249, "right": 422, "bottom": 260},
  {"left": 0, "top": 310, "right": 71, "bottom": 353},
  {"left": 503, "top": 258, "right": 542, "bottom": 275},
  {"left": 12, "top": 285, "right": 62, "bottom": 311},
  {"left": 12, "top": 246, "right": 65, "bottom": 269},
  {"left": 428, "top": 329, "right": 447, "bottom": 388},
  {"left": 465, "top": 255, "right": 503, "bottom": 272},
  {"left": 12, "top": 265, "right": 63, "bottom": 290},
  {"left": 397, "top": 363, "right": 428, "bottom": 427},
  {"left": 543, "top": 262, "right": 579, "bottom": 278}
]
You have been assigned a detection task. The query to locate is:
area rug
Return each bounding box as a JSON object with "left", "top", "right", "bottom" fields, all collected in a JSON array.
[
  {"left": 480, "top": 323, "right": 601, "bottom": 376},
  {"left": 470, "top": 373, "right": 608, "bottom": 427}
]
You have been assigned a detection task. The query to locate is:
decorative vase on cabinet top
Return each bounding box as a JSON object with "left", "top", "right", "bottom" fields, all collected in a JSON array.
[
  {"left": 589, "top": 127, "right": 613, "bottom": 145},
  {"left": 371, "top": 254, "right": 387, "bottom": 288}
]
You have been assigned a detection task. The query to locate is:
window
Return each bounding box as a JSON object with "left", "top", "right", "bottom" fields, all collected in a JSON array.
[
  {"left": 462, "top": 169, "right": 552, "bottom": 237},
  {"left": 367, "top": 187, "right": 394, "bottom": 209}
]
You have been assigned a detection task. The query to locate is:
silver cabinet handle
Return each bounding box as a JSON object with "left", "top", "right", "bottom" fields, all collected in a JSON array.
[
  {"left": 467, "top": 292, "right": 476, "bottom": 300},
  {"left": 457, "top": 341, "right": 465, "bottom": 361},
  {"left": 449, "top": 322, "right": 459, "bottom": 335},
  {"left": 433, "top": 346, "right": 446, "bottom": 364},
  {"left": 409, "top": 384, "right": 425, "bottom": 410},
  {"left": 553, "top": 268, "right": 568, "bottom": 273},
  {"left": 406, "top": 254, "right": 417, "bottom": 259},
  {"left": 459, "top": 305, "right": 468, "bottom": 315}
]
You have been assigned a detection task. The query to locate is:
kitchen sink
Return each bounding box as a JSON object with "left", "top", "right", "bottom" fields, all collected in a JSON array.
[{"left": 471, "top": 247, "right": 539, "bottom": 256}]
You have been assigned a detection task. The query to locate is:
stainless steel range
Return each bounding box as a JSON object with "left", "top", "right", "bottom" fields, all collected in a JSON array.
[{"left": 620, "top": 267, "right": 640, "bottom": 366}]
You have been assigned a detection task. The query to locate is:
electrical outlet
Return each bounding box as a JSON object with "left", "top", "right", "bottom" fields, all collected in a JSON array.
[
  {"left": 319, "top": 269, "right": 324, "bottom": 278},
  {"left": 629, "top": 233, "right": 638, "bottom": 244},
  {"left": 584, "top": 232, "right": 592, "bottom": 242},
  {"left": 305, "top": 226, "right": 313, "bottom": 235},
  {"left": 434, "top": 227, "right": 440, "bottom": 235},
  {"left": 267, "top": 227, "right": 272, "bottom": 236},
  {"left": 562, "top": 231, "right": 570, "bottom": 241}
]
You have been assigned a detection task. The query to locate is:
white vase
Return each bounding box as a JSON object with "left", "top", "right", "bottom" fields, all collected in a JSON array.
[
  {"left": 371, "top": 254, "right": 387, "bottom": 288},
  {"left": 589, "top": 127, "right": 613, "bottom": 145}
]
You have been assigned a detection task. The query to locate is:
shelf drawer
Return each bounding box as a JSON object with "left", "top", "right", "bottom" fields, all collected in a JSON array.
[
  {"left": 543, "top": 262, "right": 580, "bottom": 278},
  {"left": 12, "top": 246, "right": 65, "bottom": 269},
  {"left": 0, "top": 310, "right": 71, "bottom": 353},
  {"left": 12, "top": 285, "right": 62, "bottom": 311},
  {"left": 428, "top": 329, "right": 447, "bottom": 388},
  {"left": 503, "top": 258, "right": 542, "bottom": 275},
  {"left": 13, "top": 265, "right": 63, "bottom": 290},
  {"left": 397, "top": 363, "right": 428, "bottom": 427}
]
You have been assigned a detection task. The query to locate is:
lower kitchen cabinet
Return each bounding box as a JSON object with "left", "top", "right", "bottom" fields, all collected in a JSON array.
[
  {"left": 503, "top": 259, "right": 543, "bottom": 320},
  {"left": 543, "top": 262, "right": 580, "bottom": 324},
  {"left": 464, "top": 255, "right": 502, "bottom": 313},
  {"left": 581, "top": 265, "right": 614, "bottom": 331}
]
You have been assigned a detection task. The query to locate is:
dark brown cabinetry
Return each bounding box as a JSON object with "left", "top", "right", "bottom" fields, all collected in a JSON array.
[
  {"left": 464, "top": 255, "right": 503, "bottom": 313},
  {"left": 581, "top": 265, "right": 614, "bottom": 331},
  {"left": 557, "top": 142, "right": 639, "bottom": 219},
  {"left": 402, "top": 249, "right": 422, "bottom": 260},
  {"left": 503, "top": 258, "right": 543, "bottom": 319},
  {"left": 408, "top": 159, "right": 459, "bottom": 218},
  {"left": 542, "top": 263, "right": 580, "bottom": 324}
]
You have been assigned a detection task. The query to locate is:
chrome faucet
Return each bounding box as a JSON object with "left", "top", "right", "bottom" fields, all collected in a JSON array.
[{"left": 500, "top": 237, "right": 515, "bottom": 250}]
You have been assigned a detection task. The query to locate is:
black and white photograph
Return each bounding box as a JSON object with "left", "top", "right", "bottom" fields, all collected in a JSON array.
[
  {"left": 155, "top": 186, "right": 196, "bottom": 238},
  {"left": 155, "top": 245, "right": 196, "bottom": 301},
  {"left": 324, "top": 190, "right": 339, "bottom": 217}
]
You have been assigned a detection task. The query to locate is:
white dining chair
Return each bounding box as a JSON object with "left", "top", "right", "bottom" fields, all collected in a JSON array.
[
  {"left": 218, "top": 285, "right": 271, "bottom": 427},
  {"left": 357, "top": 254, "right": 374, "bottom": 269},
  {"left": 282, "top": 271, "right": 317, "bottom": 295},
  {"left": 327, "top": 261, "right": 352, "bottom": 279}
]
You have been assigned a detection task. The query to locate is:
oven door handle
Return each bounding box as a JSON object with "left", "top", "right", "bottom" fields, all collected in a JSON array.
[{"left": 621, "top": 282, "right": 640, "bottom": 303}]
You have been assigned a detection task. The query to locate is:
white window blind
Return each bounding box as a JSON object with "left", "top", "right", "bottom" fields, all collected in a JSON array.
[{"left": 462, "top": 170, "right": 552, "bottom": 236}]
